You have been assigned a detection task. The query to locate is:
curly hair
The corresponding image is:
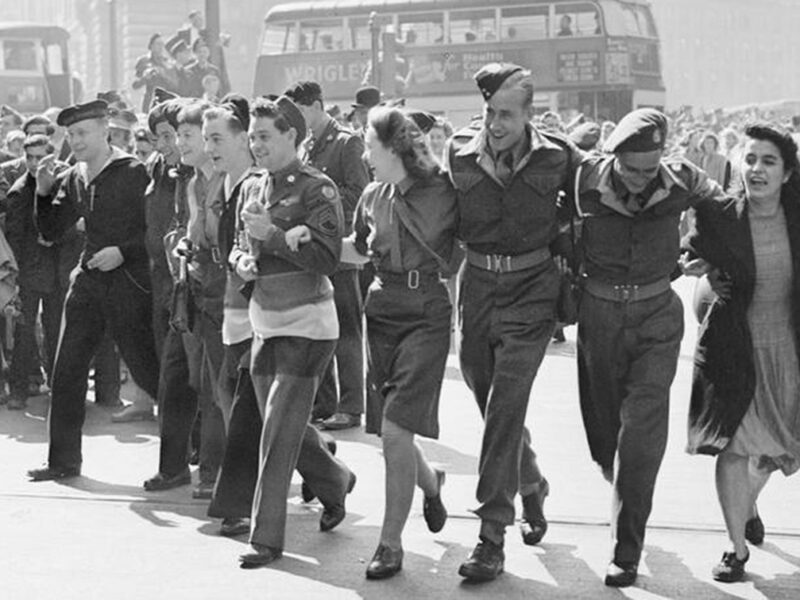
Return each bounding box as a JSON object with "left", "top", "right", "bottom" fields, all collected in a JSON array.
[
  {"left": 743, "top": 122, "right": 800, "bottom": 174},
  {"left": 367, "top": 106, "right": 437, "bottom": 180}
]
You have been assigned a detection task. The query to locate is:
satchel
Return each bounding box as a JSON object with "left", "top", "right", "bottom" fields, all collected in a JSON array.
[{"left": 169, "top": 256, "right": 195, "bottom": 333}]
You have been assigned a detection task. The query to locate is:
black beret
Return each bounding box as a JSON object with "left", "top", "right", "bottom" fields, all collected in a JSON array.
[
  {"left": 22, "top": 114, "right": 55, "bottom": 136},
  {"left": 603, "top": 108, "right": 668, "bottom": 154},
  {"left": 57, "top": 99, "right": 109, "bottom": 127},
  {"left": 275, "top": 95, "right": 307, "bottom": 144},
  {"left": 352, "top": 86, "right": 381, "bottom": 109},
  {"left": 284, "top": 80, "right": 323, "bottom": 107},
  {"left": 220, "top": 92, "right": 250, "bottom": 131},
  {"left": 406, "top": 109, "right": 436, "bottom": 134},
  {"left": 569, "top": 122, "right": 602, "bottom": 151},
  {"left": 474, "top": 62, "right": 523, "bottom": 101}
]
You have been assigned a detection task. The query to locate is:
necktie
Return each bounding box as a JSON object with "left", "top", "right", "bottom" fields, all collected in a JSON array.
[{"left": 495, "top": 150, "right": 514, "bottom": 186}]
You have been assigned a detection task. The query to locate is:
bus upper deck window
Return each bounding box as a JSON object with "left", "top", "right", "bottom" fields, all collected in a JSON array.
[
  {"left": 261, "top": 23, "right": 297, "bottom": 54},
  {"left": 555, "top": 3, "right": 603, "bottom": 37},
  {"left": 449, "top": 8, "right": 497, "bottom": 44},
  {"left": 397, "top": 12, "right": 445, "bottom": 46},
  {"left": 3, "top": 40, "right": 38, "bottom": 71},
  {"left": 299, "top": 19, "right": 344, "bottom": 51},
  {"left": 348, "top": 15, "right": 393, "bottom": 50},
  {"left": 501, "top": 6, "right": 549, "bottom": 41}
]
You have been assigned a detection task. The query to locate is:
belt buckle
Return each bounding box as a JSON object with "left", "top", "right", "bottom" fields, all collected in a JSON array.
[
  {"left": 614, "top": 284, "right": 639, "bottom": 302},
  {"left": 211, "top": 246, "right": 222, "bottom": 264},
  {"left": 407, "top": 269, "right": 420, "bottom": 289},
  {"left": 488, "top": 254, "right": 511, "bottom": 273}
]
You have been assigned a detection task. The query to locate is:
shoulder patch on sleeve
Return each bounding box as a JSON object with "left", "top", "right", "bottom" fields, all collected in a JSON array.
[{"left": 322, "top": 185, "right": 336, "bottom": 200}]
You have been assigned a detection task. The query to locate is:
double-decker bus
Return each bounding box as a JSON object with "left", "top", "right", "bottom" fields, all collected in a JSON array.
[
  {"left": 0, "top": 23, "right": 77, "bottom": 113},
  {"left": 254, "top": 0, "right": 665, "bottom": 126}
]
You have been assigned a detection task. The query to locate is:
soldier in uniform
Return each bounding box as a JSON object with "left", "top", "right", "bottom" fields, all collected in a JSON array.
[
  {"left": 572, "top": 108, "right": 728, "bottom": 587},
  {"left": 444, "top": 63, "right": 579, "bottom": 582},
  {"left": 285, "top": 80, "right": 370, "bottom": 430},
  {"left": 27, "top": 100, "right": 160, "bottom": 481},
  {"left": 231, "top": 96, "right": 356, "bottom": 568}
]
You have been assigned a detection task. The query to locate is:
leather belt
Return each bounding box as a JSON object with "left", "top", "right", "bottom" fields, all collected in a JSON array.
[
  {"left": 584, "top": 278, "right": 671, "bottom": 303},
  {"left": 376, "top": 269, "right": 440, "bottom": 290},
  {"left": 466, "top": 247, "right": 551, "bottom": 273}
]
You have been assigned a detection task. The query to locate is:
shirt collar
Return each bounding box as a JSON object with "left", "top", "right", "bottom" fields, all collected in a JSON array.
[
  {"left": 456, "top": 124, "right": 561, "bottom": 158},
  {"left": 595, "top": 157, "right": 688, "bottom": 215},
  {"left": 395, "top": 175, "right": 417, "bottom": 196},
  {"left": 76, "top": 145, "right": 129, "bottom": 185}
]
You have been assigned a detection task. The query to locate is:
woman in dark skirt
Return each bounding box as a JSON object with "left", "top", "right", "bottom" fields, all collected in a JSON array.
[
  {"left": 682, "top": 123, "right": 800, "bottom": 583},
  {"left": 341, "top": 106, "right": 457, "bottom": 579}
]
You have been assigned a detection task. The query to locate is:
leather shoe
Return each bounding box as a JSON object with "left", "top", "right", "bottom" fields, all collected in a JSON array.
[
  {"left": 192, "top": 481, "right": 215, "bottom": 500},
  {"left": 458, "top": 540, "right": 505, "bottom": 582},
  {"left": 520, "top": 478, "right": 549, "bottom": 546},
  {"left": 745, "top": 514, "right": 765, "bottom": 545},
  {"left": 366, "top": 544, "right": 404, "bottom": 579},
  {"left": 712, "top": 550, "right": 748, "bottom": 583},
  {"left": 320, "top": 471, "right": 356, "bottom": 532},
  {"left": 111, "top": 404, "right": 155, "bottom": 423},
  {"left": 220, "top": 517, "right": 250, "bottom": 537},
  {"left": 423, "top": 469, "right": 447, "bottom": 533},
  {"left": 301, "top": 437, "right": 337, "bottom": 503},
  {"left": 605, "top": 561, "right": 638, "bottom": 587},
  {"left": 239, "top": 544, "right": 282, "bottom": 569},
  {"left": 28, "top": 465, "right": 81, "bottom": 481},
  {"left": 319, "top": 412, "right": 360, "bottom": 431},
  {"left": 143, "top": 469, "right": 191, "bottom": 491}
]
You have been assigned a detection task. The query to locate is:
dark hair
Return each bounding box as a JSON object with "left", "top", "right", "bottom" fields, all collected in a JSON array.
[
  {"left": 250, "top": 98, "right": 293, "bottom": 134},
  {"left": 744, "top": 122, "right": 800, "bottom": 174},
  {"left": 23, "top": 134, "right": 54, "bottom": 153},
  {"left": 367, "top": 106, "right": 437, "bottom": 180},
  {"left": 177, "top": 101, "right": 212, "bottom": 127}
]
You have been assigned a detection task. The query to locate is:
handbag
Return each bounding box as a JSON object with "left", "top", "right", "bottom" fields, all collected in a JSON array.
[{"left": 169, "top": 255, "right": 195, "bottom": 333}]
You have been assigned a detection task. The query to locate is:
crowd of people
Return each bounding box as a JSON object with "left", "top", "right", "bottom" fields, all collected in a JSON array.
[{"left": 0, "top": 26, "right": 798, "bottom": 591}]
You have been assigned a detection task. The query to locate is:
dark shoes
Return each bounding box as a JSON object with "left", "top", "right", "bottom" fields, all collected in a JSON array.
[
  {"left": 111, "top": 404, "right": 155, "bottom": 423},
  {"left": 604, "top": 561, "right": 638, "bottom": 587},
  {"left": 301, "top": 437, "right": 338, "bottom": 503},
  {"left": 320, "top": 471, "right": 357, "bottom": 532},
  {"left": 458, "top": 540, "right": 505, "bottom": 582},
  {"left": 423, "top": 469, "right": 447, "bottom": 533},
  {"left": 27, "top": 465, "right": 81, "bottom": 482},
  {"left": 192, "top": 481, "right": 215, "bottom": 500},
  {"left": 143, "top": 469, "right": 191, "bottom": 491},
  {"left": 520, "top": 478, "right": 549, "bottom": 546},
  {"left": 745, "top": 515, "right": 765, "bottom": 545},
  {"left": 712, "top": 551, "right": 749, "bottom": 583},
  {"left": 366, "top": 544, "right": 404, "bottom": 580},
  {"left": 220, "top": 517, "right": 251, "bottom": 537},
  {"left": 239, "top": 543, "right": 282, "bottom": 569},
  {"left": 319, "top": 412, "right": 361, "bottom": 431}
]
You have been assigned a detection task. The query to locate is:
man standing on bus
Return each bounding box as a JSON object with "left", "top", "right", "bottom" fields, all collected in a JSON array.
[
  {"left": 285, "top": 80, "right": 370, "bottom": 430},
  {"left": 444, "top": 63, "right": 580, "bottom": 582}
]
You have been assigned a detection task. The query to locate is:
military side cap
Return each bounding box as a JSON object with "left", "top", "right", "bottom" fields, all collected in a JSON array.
[
  {"left": 603, "top": 108, "right": 668, "bottom": 153},
  {"left": 109, "top": 107, "right": 138, "bottom": 131},
  {"left": 474, "top": 62, "right": 523, "bottom": 101},
  {"left": 22, "top": 114, "right": 55, "bottom": 136},
  {"left": 57, "top": 99, "right": 109, "bottom": 127},
  {"left": 284, "top": 80, "right": 323, "bottom": 106},
  {"left": 152, "top": 87, "right": 178, "bottom": 107},
  {"left": 569, "top": 122, "right": 601, "bottom": 151},
  {"left": 166, "top": 37, "right": 189, "bottom": 57},
  {"left": 276, "top": 95, "right": 307, "bottom": 143},
  {"left": 406, "top": 109, "right": 436, "bottom": 134},
  {"left": 96, "top": 90, "right": 126, "bottom": 109},
  {"left": 352, "top": 86, "right": 381, "bottom": 109}
]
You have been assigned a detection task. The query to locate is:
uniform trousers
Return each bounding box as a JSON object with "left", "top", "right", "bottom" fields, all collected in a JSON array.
[
  {"left": 157, "top": 311, "right": 226, "bottom": 484},
  {"left": 249, "top": 335, "right": 352, "bottom": 550},
  {"left": 47, "top": 268, "right": 160, "bottom": 470},
  {"left": 458, "top": 260, "right": 558, "bottom": 545},
  {"left": 577, "top": 289, "right": 683, "bottom": 564},
  {"left": 314, "top": 268, "right": 364, "bottom": 417},
  {"left": 208, "top": 340, "right": 260, "bottom": 519}
]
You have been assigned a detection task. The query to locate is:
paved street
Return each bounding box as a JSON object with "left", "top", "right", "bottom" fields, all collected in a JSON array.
[{"left": 2, "top": 277, "right": 799, "bottom": 599}]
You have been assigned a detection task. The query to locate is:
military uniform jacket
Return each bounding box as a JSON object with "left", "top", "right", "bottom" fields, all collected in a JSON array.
[
  {"left": 36, "top": 147, "right": 150, "bottom": 285},
  {"left": 305, "top": 117, "right": 369, "bottom": 232},
  {"left": 231, "top": 159, "right": 344, "bottom": 340},
  {"left": 573, "top": 155, "right": 728, "bottom": 285},
  {"left": 446, "top": 124, "right": 579, "bottom": 256}
]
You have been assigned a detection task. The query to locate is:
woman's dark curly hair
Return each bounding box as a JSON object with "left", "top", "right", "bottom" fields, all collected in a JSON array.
[
  {"left": 367, "top": 106, "right": 437, "bottom": 180},
  {"left": 744, "top": 122, "right": 800, "bottom": 174}
]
